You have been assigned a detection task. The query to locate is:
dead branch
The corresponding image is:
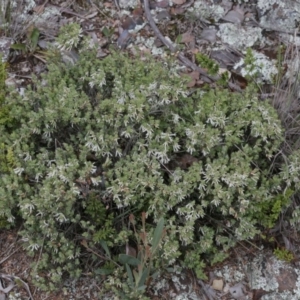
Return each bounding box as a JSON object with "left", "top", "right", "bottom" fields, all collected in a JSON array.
[
  {"left": 142, "top": 0, "right": 242, "bottom": 92},
  {"left": 0, "top": 273, "right": 34, "bottom": 300}
]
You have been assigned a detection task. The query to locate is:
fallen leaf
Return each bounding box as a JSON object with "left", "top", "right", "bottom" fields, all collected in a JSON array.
[
  {"left": 181, "top": 31, "right": 195, "bottom": 43},
  {"left": 222, "top": 6, "right": 245, "bottom": 24},
  {"left": 84, "top": 11, "right": 99, "bottom": 19},
  {"left": 33, "top": 4, "right": 45, "bottom": 14},
  {"left": 186, "top": 71, "right": 199, "bottom": 87},
  {"left": 172, "top": 0, "right": 186, "bottom": 5},
  {"left": 156, "top": 10, "right": 171, "bottom": 21},
  {"left": 155, "top": 0, "right": 169, "bottom": 8},
  {"left": 177, "top": 154, "right": 198, "bottom": 169},
  {"left": 210, "top": 50, "right": 240, "bottom": 68},
  {"left": 103, "top": 2, "right": 114, "bottom": 8},
  {"left": 200, "top": 28, "right": 217, "bottom": 43},
  {"left": 252, "top": 289, "right": 271, "bottom": 300},
  {"left": 229, "top": 282, "right": 247, "bottom": 299},
  {"left": 126, "top": 243, "right": 137, "bottom": 257},
  {"left": 117, "top": 29, "right": 132, "bottom": 49},
  {"left": 132, "top": 7, "right": 144, "bottom": 16},
  {"left": 212, "top": 278, "right": 224, "bottom": 291},
  {"left": 282, "top": 234, "right": 295, "bottom": 252},
  {"left": 170, "top": 7, "right": 185, "bottom": 15},
  {"left": 122, "top": 16, "right": 137, "bottom": 30}
]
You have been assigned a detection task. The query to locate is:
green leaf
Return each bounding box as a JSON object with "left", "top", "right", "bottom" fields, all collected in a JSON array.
[
  {"left": 152, "top": 218, "right": 164, "bottom": 250},
  {"left": 138, "top": 267, "right": 149, "bottom": 287},
  {"left": 125, "top": 264, "right": 134, "bottom": 286},
  {"left": 94, "top": 268, "right": 114, "bottom": 275},
  {"left": 29, "top": 27, "right": 40, "bottom": 50},
  {"left": 99, "top": 240, "right": 111, "bottom": 258},
  {"left": 175, "top": 34, "right": 182, "bottom": 44},
  {"left": 102, "top": 27, "right": 111, "bottom": 38},
  {"left": 10, "top": 43, "right": 26, "bottom": 51},
  {"left": 119, "top": 254, "right": 141, "bottom": 266}
]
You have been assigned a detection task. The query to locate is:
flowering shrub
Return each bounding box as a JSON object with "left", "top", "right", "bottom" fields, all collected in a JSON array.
[{"left": 0, "top": 46, "right": 294, "bottom": 292}]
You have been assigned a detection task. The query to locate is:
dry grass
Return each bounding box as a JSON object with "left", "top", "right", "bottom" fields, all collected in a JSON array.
[{"left": 271, "top": 43, "right": 300, "bottom": 155}]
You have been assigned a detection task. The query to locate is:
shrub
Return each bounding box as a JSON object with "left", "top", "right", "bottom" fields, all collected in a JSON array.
[{"left": 0, "top": 46, "right": 294, "bottom": 293}]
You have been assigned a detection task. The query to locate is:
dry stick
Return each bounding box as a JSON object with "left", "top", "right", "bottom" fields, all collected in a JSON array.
[
  {"left": 142, "top": 0, "right": 242, "bottom": 92},
  {"left": 0, "top": 247, "right": 22, "bottom": 265},
  {"left": 249, "top": 17, "right": 299, "bottom": 36},
  {"left": 198, "top": 279, "right": 215, "bottom": 300},
  {"left": 0, "top": 273, "right": 34, "bottom": 300},
  {"left": 142, "top": 0, "right": 215, "bottom": 82},
  {"left": 81, "top": 241, "right": 121, "bottom": 268}
]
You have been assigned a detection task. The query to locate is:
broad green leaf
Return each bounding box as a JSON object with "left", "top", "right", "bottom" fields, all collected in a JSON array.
[
  {"left": 119, "top": 254, "right": 141, "bottom": 266},
  {"left": 152, "top": 218, "right": 164, "bottom": 250},
  {"left": 138, "top": 267, "right": 149, "bottom": 287},
  {"left": 125, "top": 264, "right": 134, "bottom": 286},
  {"left": 133, "top": 269, "right": 139, "bottom": 286},
  {"left": 94, "top": 268, "right": 114, "bottom": 275}
]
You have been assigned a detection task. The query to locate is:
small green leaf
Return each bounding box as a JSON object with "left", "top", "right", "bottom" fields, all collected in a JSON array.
[
  {"left": 152, "top": 218, "right": 164, "bottom": 250},
  {"left": 102, "top": 27, "right": 111, "bottom": 37},
  {"left": 94, "top": 268, "right": 114, "bottom": 275},
  {"left": 176, "top": 34, "right": 182, "bottom": 44},
  {"left": 10, "top": 43, "right": 26, "bottom": 51},
  {"left": 119, "top": 254, "right": 141, "bottom": 266},
  {"left": 29, "top": 27, "right": 40, "bottom": 50}
]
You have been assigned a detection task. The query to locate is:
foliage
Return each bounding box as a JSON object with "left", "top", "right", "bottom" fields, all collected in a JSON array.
[
  {"left": 0, "top": 58, "right": 16, "bottom": 175},
  {"left": 0, "top": 58, "right": 13, "bottom": 127},
  {"left": 10, "top": 26, "right": 40, "bottom": 55},
  {"left": 273, "top": 247, "right": 294, "bottom": 262},
  {"left": 195, "top": 53, "right": 219, "bottom": 75},
  {"left": 117, "top": 214, "right": 165, "bottom": 298},
  {"left": 56, "top": 23, "right": 83, "bottom": 50},
  {"left": 253, "top": 188, "right": 293, "bottom": 229},
  {"left": 235, "top": 48, "right": 278, "bottom": 84},
  {"left": 0, "top": 35, "right": 296, "bottom": 294}
]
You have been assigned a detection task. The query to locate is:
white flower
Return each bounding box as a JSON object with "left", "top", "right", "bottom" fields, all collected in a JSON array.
[{"left": 14, "top": 167, "right": 24, "bottom": 176}]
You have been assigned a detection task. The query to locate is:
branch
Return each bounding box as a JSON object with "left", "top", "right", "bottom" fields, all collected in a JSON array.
[{"left": 142, "top": 0, "right": 242, "bottom": 91}]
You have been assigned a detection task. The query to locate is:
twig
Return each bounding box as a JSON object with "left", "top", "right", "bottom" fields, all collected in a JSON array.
[
  {"left": 0, "top": 273, "right": 34, "bottom": 300},
  {"left": 249, "top": 17, "right": 299, "bottom": 36},
  {"left": 198, "top": 279, "right": 215, "bottom": 300},
  {"left": 143, "top": 0, "right": 241, "bottom": 92},
  {"left": 60, "top": 8, "right": 90, "bottom": 20},
  {"left": 80, "top": 240, "right": 121, "bottom": 268},
  {"left": 0, "top": 247, "right": 22, "bottom": 265},
  {"left": 142, "top": 0, "right": 242, "bottom": 92},
  {"left": 142, "top": 0, "right": 214, "bottom": 82}
]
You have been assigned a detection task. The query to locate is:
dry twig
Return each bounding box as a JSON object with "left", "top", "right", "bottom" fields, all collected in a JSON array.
[{"left": 142, "top": 0, "right": 242, "bottom": 91}]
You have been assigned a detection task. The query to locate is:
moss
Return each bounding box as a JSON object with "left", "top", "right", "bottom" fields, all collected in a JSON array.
[{"left": 274, "top": 247, "right": 294, "bottom": 263}]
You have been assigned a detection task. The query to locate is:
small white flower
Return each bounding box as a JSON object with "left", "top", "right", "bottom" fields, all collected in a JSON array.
[{"left": 14, "top": 167, "right": 24, "bottom": 176}]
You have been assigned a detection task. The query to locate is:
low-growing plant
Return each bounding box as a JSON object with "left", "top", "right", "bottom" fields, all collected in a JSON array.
[
  {"left": 116, "top": 214, "right": 165, "bottom": 298},
  {"left": 253, "top": 188, "right": 293, "bottom": 229},
  {"left": 274, "top": 247, "right": 294, "bottom": 262},
  {"left": 195, "top": 53, "right": 219, "bottom": 75},
  {"left": 0, "top": 35, "right": 297, "bottom": 294}
]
